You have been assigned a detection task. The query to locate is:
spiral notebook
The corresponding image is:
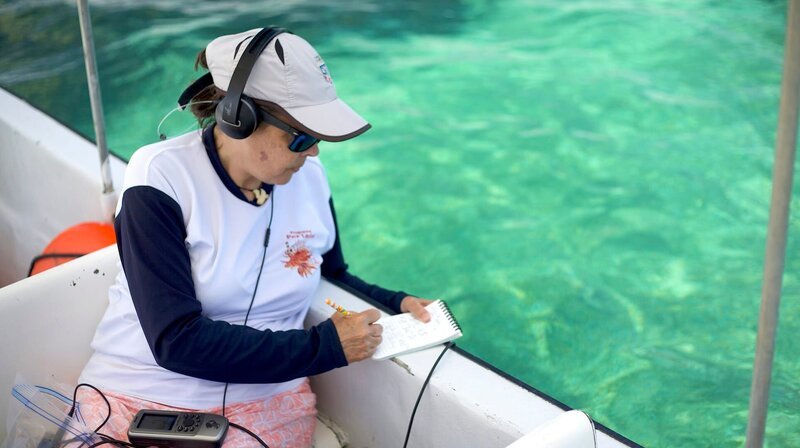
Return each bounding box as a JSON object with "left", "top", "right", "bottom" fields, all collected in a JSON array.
[{"left": 372, "top": 300, "right": 463, "bottom": 360}]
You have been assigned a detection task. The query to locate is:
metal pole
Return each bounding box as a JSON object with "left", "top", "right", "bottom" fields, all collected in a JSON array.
[
  {"left": 76, "top": 0, "right": 114, "bottom": 201},
  {"left": 745, "top": 0, "right": 800, "bottom": 446}
]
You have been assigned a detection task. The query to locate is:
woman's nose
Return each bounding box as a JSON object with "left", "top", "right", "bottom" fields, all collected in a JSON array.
[{"left": 303, "top": 143, "right": 320, "bottom": 157}]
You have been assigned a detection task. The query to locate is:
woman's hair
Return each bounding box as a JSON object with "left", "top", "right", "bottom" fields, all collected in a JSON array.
[{"left": 189, "top": 49, "right": 225, "bottom": 128}]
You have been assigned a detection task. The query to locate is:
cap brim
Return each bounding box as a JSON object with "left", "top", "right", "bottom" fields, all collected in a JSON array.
[{"left": 284, "top": 98, "right": 371, "bottom": 142}]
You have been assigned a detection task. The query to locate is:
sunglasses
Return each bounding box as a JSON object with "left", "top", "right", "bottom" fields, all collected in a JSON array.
[{"left": 258, "top": 110, "right": 320, "bottom": 153}]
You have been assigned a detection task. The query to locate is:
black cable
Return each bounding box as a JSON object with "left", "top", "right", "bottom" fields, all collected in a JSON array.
[
  {"left": 62, "top": 432, "right": 137, "bottom": 448},
  {"left": 230, "top": 422, "right": 270, "bottom": 447},
  {"left": 69, "top": 383, "right": 112, "bottom": 435},
  {"left": 402, "top": 341, "right": 454, "bottom": 448},
  {"left": 220, "top": 193, "right": 274, "bottom": 448},
  {"left": 86, "top": 434, "right": 138, "bottom": 448},
  {"left": 222, "top": 192, "right": 274, "bottom": 415},
  {"left": 64, "top": 383, "right": 134, "bottom": 448},
  {"left": 86, "top": 441, "right": 124, "bottom": 448}
]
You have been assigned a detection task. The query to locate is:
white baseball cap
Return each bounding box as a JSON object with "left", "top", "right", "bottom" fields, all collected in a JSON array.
[{"left": 205, "top": 28, "right": 370, "bottom": 141}]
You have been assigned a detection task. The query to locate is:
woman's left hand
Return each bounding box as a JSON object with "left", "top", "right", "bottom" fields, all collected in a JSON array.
[{"left": 400, "top": 296, "right": 434, "bottom": 322}]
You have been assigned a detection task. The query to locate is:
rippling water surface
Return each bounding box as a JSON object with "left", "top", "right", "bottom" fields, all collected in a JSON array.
[{"left": 2, "top": 1, "right": 799, "bottom": 446}]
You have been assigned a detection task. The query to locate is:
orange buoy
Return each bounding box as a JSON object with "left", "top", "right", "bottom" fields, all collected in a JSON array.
[{"left": 28, "top": 222, "right": 116, "bottom": 276}]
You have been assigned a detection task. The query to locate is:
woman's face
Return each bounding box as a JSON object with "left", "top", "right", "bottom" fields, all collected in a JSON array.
[{"left": 242, "top": 122, "right": 320, "bottom": 185}]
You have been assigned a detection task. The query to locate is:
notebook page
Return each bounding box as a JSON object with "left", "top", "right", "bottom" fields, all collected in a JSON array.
[{"left": 372, "top": 300, "right": 461, "bottom": 360}]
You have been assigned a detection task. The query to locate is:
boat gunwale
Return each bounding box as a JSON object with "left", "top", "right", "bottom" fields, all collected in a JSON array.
[{"left": 329, "top": 277, "right": 643, "bottom": 448}]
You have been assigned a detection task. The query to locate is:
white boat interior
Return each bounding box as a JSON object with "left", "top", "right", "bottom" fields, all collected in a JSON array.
[{"left": 0, "top": 87, "right": 638, "bottom": 447}]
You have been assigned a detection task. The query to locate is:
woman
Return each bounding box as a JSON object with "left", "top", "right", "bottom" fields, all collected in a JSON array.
[{"left": 78, "top": 27, "right": 432, "bottom": 447}]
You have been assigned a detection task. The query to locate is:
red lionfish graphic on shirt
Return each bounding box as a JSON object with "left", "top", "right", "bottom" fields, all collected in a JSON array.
[{"left": 283, "top": 230, "right": 320, "bottom": 277}]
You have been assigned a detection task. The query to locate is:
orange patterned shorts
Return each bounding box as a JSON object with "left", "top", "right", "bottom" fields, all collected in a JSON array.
[{"left": 78, "top": 380, "right": 317, "bottom": 448}]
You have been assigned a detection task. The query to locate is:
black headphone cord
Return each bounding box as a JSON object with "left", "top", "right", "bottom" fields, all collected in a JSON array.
[
  {"left": 402, "top": 341, "right": 454, "bottom": 448},
  {"left": 220, "top": 191, "right": 274, "bottom": 448}
]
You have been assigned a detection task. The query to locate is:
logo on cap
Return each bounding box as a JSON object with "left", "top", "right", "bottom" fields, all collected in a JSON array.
[{"left": 319, "top": 64, "right": 332, "bottom": 84}]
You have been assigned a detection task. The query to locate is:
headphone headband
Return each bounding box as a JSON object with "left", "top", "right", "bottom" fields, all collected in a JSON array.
[{"left": 218, "top": 27, "right": 286, "bottom": 128}]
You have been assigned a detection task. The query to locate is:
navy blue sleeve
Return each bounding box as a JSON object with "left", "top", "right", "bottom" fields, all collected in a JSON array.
[
  {"left": 321, "top": 197, "right": 409, "bottom": 314},
  {"left": 116, "top": 186, "right": 348, "bottom": 384}
]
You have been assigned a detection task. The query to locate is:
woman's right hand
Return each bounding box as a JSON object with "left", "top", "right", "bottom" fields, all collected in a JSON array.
[{"left": 331, "top": 308, "right": 383, "bottom": 363}]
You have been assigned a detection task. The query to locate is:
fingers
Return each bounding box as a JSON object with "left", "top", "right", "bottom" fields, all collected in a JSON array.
[
  {"left": 330, "top": 308, "right": 384, "bottom": 363},
  {"left": 401, "top": 296, "right": 433, "bottom": 322},
  {"left": 410, "top": 301, "right": 431, "bottom": 322},
  {"left": 360, "top": 308, "right": 381, "bottom": 324}
]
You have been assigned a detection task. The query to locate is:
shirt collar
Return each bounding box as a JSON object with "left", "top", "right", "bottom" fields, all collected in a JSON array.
[{"left": 202, "top": 124, "right": 274, "bottom": 206}]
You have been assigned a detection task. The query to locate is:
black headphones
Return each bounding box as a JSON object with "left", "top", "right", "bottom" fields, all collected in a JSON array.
[{"left": 177, "top": 27, "right": 288, "bottom": 140}]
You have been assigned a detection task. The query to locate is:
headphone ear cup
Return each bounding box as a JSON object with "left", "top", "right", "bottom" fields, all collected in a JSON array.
[{"left": 215, "top": 96, "right": 260, "bottom": 139}]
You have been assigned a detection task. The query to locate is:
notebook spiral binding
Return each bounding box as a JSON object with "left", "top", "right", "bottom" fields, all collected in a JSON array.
[{"left": 440, "top": 301, "right": 462, "bottom": 333}]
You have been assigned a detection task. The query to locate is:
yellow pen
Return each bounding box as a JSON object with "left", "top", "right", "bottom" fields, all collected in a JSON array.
[{"left": 325, "top": 298, "right": 350, "bottom": 317}]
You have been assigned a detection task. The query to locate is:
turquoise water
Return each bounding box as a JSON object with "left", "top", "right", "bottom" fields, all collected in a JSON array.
[{"left": 2, "top": 1, "right": 799, "bottom": 446}]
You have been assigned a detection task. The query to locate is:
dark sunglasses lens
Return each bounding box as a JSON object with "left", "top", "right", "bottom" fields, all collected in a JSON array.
[{"left": 289, "top": 134, "right": 319, "bottom": 152}]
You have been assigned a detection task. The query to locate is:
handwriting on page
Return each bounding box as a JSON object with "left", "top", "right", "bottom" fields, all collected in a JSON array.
[{"left": 378, "top": 316, "right": 419, "bottom": 355}]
